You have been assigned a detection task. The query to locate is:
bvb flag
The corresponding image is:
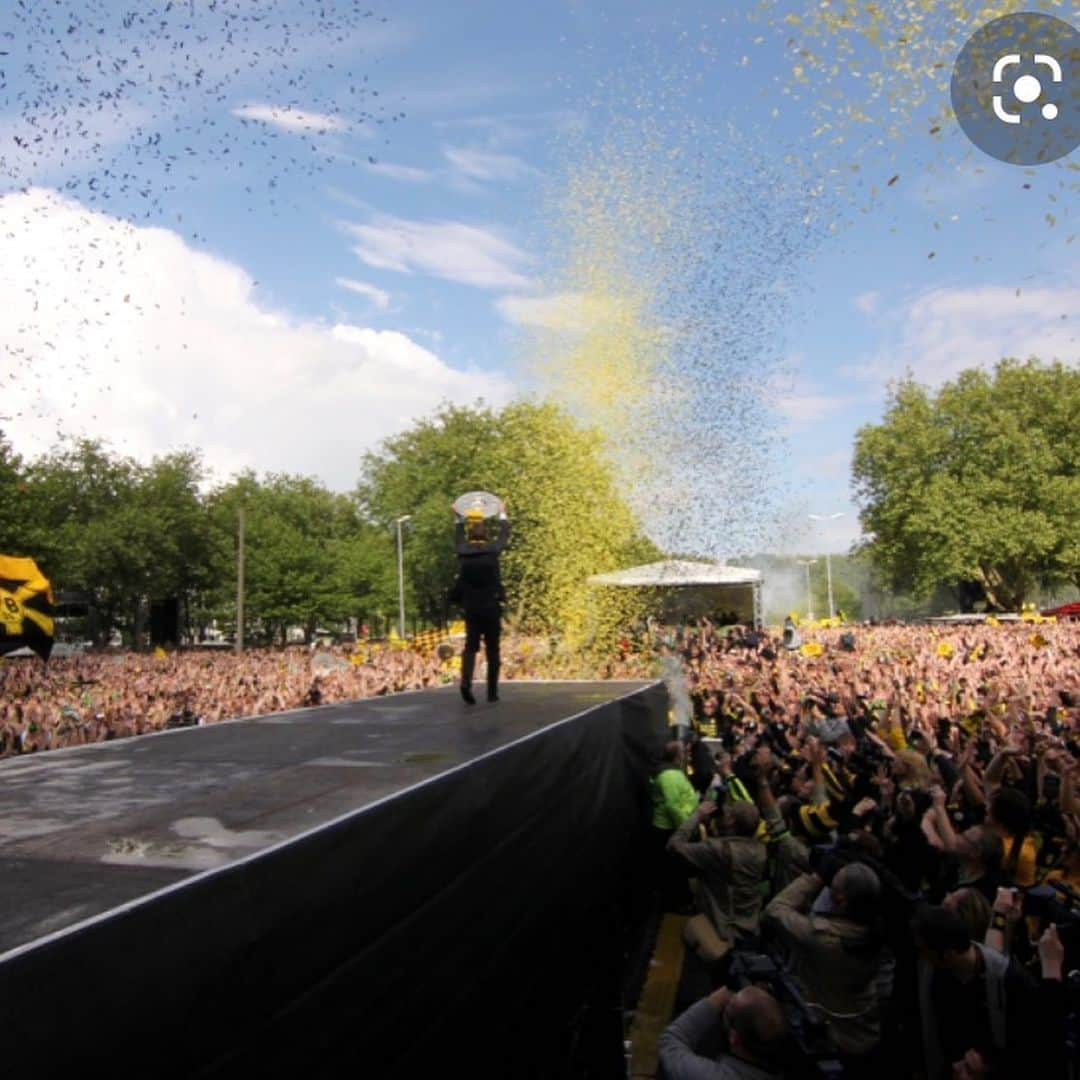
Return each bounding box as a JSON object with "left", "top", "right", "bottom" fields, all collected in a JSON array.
[{"left": 0, "top": 555, "right": 55, "bottom": 661}]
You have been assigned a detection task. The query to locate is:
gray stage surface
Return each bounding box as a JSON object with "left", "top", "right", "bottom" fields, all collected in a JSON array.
[{"left": 0, "top": 680, "right": 651, "bottom": 957}]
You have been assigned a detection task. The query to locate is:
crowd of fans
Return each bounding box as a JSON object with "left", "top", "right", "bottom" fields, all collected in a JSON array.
[
  {"left": 651, "top": 618, "right": 1079, "bottom": 1079},
  {"left": 0, "top": 644, "right": 452, "bottom": 754},
  {"left": 0, "top": 626, "right": 648, "bottom": 756},
  {"left": 2, "top": 614, "right": 1078, "bottom": 1078}
]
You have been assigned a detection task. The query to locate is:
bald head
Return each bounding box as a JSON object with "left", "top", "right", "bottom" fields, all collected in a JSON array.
[{"left": 725, "top": 986, "right": 788, "bottom": 1066}]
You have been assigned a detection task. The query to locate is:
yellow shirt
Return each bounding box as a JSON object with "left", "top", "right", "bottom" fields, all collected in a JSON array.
[{"left": 996, "top": 827, "right": 1037, "bottom": 887}]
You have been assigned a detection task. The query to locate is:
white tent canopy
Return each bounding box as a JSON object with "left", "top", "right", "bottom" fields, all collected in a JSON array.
[{"left": 587, "top": 560, "right": 763, "bottom": 626}]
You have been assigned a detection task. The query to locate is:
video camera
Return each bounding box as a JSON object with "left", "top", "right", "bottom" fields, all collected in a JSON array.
[
  {"left": 1022, "top": 879, "right": 1080, "bottom": 945},
  {"left": 728, "top": 951, "right": 845, "bottom": 1078}
]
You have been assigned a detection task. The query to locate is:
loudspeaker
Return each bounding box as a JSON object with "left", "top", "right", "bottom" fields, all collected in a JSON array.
[{"left": 150, "top": 597, "right": 180, "bottom": 646}]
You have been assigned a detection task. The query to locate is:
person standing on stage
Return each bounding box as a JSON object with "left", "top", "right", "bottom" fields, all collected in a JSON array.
[{"left": 450, "top": 499, "right": 510, "bottom": 705}]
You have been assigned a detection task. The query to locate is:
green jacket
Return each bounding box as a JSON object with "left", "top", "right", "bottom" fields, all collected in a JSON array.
[{"left": 652, "top": 767, "right": 699, "bottom": 830}]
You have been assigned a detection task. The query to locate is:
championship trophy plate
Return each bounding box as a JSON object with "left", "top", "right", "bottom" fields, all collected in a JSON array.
[{"left": 452, "top": 490, "right": 502, "bottom": 518}]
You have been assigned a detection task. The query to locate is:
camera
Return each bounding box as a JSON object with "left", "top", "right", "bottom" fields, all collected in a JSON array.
[
  {"left": 728, "top": 951, "right": 842, "bottom": 1076},
  {"left": 1022, "top": 880, "right": 1080, "bottom": 932}
]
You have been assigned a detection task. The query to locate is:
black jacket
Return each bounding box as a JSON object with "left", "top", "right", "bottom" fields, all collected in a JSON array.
[{"left": 450, "top": 519, "right": 510, "bottom": 616}]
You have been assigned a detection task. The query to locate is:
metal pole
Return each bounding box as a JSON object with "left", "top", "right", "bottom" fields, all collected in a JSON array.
[
  {"left": 236, "top": 506, "right": 245, "bottom": 653},
  {"left": 809, "top": 512, "right": 845, "bottom": 622},
  {"left": 396, "top": 518, "right": 406, "bottom": 641}
]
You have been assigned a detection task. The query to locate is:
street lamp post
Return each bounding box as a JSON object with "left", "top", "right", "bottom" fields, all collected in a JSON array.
[
  {"left": 796, "top": 558, "right": 818, "bottom": 622},
  {"left": 808, "top": 512, "right": 846, "bottom": 620},
  {"left": 395, "top": 514, "right": 411, "bottom": 640}
]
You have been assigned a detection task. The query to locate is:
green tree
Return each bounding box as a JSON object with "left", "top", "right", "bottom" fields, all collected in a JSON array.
[
  {"left": 134, "top": 450, "right": 213, "bottom": 640},
  {"left": 358, "top": 400, "right": 658, "bottom": 634},
  {"left": 16, "top": 439, "right": 212, "bottom": 645},
  {"left": 852, "top": 359, "right": 1080, "bottom": 611},
  {"left": 0, "top": 432, "right": 32, "bottom": 556},
  {"left": 20, "top": 439, "right": 143, "bottom": 643},
  {"left": 205, "top": 473, "right": 389, "bottom": 644},
  {"left": 358, "top": 402, "right": 503, "bottom": 625}
]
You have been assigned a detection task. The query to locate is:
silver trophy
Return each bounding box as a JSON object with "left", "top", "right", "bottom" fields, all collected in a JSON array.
[{"left": 452, "top": 490, "right": 503, "bottom": 519}]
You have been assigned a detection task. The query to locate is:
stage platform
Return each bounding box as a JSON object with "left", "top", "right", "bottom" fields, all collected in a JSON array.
[{"left": 0, "top": 679, "right": 668, "bottom": 1077}]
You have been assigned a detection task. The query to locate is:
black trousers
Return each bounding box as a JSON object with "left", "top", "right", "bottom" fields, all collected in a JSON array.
[{"left": 461, "top": 611, "right": 501, "bottom": 696}]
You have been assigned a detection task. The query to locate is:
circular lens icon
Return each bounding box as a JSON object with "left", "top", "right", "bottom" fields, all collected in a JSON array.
[{"left": 951, "top": 12, "right": 1080, "bottom": 165}]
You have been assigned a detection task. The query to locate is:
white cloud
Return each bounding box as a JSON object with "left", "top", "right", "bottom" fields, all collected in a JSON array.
[
  {"left": 335, "top": 278, "right": 391, "bottom": 310},
  {"left": 0, "top": 189, "right": 513, "bottom": 490},
  {"left": 232, "top": 104, "right": 349, "bottom": 134},
  {"left": 850, "top": 283, "right": 1080, "bottom": 388},
  {"left": 365, "top": 160, "right": 432, "bottom": 182},
  {"left": 764, "top": 370, "right": 850, "bottom": 431},
  {"left": 345, "top": 214, "right": 532, "bottom": 290},
  {"left": 853, "top": 290, "right": 881, "bottom": 316},
  {"left": 435, "top": 110, "right": 583, "bottom": 146},
  {"left": 443, "top": 145, "right": 533, "bottom": 183},
  {"left": 494, "top": 292, "right": 589, "bottom": 329}
]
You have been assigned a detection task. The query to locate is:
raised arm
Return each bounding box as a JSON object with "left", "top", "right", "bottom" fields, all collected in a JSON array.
[
  {"left": 491, "top": 515, "right": 510, "bottom": 553},
  {"left": 983, "top": 747, "right": 1016, "bottom": 801}
]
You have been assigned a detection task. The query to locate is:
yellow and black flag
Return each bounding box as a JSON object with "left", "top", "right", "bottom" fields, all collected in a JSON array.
[{"left": 0, "top": 555, "right": 55, "bottom": 661}]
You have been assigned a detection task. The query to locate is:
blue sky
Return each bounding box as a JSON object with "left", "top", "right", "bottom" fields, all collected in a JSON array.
[{"left": 1, "top": 0, "right": 1077, "bottom": 557}]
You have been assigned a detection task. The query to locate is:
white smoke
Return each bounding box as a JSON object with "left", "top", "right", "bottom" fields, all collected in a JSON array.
[
  {"left": 762, "top": 564, "right": 812, "bottom": 623},
  {"left": 660, "top": 653, "right": 692, "bottom": 729}
]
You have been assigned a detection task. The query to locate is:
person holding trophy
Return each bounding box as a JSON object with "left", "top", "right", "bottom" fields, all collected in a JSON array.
[{"left": 449, "top": 492, "right": 511, "bottom": 705}]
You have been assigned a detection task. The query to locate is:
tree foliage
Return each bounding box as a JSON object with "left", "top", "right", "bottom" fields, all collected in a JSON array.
[
  {"left": 358, "top": 400, "right": 658, "bottom": 633},
  {"left": 852, "top": 359, "right": 1080, "bottom": 611},
  {"left": 1, "top": 400, "right": 657, "bottom": 645},
  {"left": 204, "top": 473, "right": 396, "bottom": 645}
]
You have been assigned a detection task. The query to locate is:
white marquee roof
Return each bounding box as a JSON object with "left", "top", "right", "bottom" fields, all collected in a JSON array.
[{"left": 587, "top": 559, "right": 762, "bottom": 588}]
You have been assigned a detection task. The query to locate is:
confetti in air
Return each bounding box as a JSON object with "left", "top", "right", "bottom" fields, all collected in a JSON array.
[
  {"left": 754, "top": 0, "right": 1078, "bottom": 237},
  {"left": 501, "top": 64, "right": 826, "bottom": 644},
  {"left": 523, "top": 111, "right": 822, "bottom": 563},
  {"left": 1, "top": 0, "right": 395, "bottom": 433},
  {"left": 1, "top": 0, "right": 397, "bottom": 219}
]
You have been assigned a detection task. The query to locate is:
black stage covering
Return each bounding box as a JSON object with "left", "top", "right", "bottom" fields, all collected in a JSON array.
[{"left": 0, "top": 680, "right": 668, "bottom": 1078}]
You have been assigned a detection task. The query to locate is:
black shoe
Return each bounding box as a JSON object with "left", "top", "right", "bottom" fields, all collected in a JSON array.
[
  {"left": 487, "top": 690, "right": 499, "bottom": 703},
  {"left": 460, "top": 685, "right": 476, "bottom": 705}
]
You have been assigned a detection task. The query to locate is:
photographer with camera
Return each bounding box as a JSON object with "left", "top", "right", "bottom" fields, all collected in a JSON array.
[
  {"left": 762, "top": 857, "right": 886, "bottom": 1069},
  {"left": 658, "top": 984, "right": 791, "bottom": 1080},
  {"left": 668, "top": 758, "right": 768, "bottom": 965}
]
